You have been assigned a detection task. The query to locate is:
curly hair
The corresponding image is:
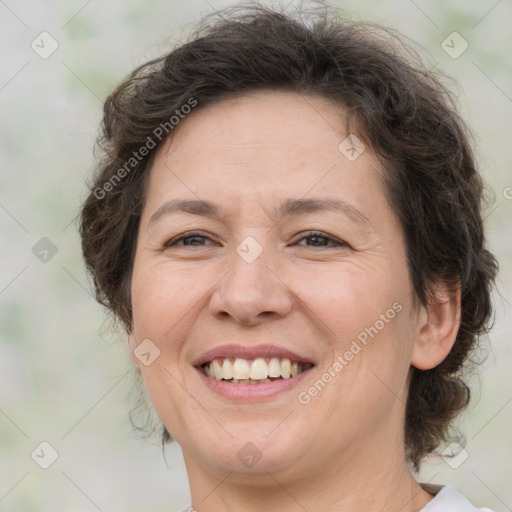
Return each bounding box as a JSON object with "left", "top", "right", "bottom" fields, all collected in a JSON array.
[{"left": 79, "top": 3, "right": 498, "bottom": 471}]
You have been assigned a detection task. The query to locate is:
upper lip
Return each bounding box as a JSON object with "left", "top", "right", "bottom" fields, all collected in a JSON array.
[{"left": 192, "top": 344, "right": 315, "bottom": 367}]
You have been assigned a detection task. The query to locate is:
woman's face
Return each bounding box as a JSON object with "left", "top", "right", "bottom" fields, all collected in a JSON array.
[{"left": 129, "top": 91, "right": 424, "bottom": 481}]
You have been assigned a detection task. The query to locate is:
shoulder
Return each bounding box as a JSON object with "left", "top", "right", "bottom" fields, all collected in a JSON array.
[{"left": 419, "top": 483, "right": 495, "bottom": 512}]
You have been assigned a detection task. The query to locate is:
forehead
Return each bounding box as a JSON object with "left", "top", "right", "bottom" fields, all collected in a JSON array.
[
  {"left": 164, "top": 90, "right": 349, "bottom": 158},
  {"left": 143, "top": 90, "right": 390, "bottom": 229}
]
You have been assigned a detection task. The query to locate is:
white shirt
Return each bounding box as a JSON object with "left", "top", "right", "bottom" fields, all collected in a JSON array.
[
  {"left": 419, "top": 483, "right": 494, "bottom": 512},
  {"left": 178, "top": 483, "right": 495, "bottom": 511}
]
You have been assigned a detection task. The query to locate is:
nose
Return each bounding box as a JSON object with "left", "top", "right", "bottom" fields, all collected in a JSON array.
[{"left": 209, "top": 246, "right": 293, "bottom": 326}]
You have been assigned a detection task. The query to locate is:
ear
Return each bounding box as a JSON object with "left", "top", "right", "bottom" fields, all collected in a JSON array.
[{"left": 411, "top": 282, "right": 461, "bottom": 370}]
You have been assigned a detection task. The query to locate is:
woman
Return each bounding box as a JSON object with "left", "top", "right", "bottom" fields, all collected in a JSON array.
[{"left": 80, "top": 4, "right": 498, "bottom": 511}]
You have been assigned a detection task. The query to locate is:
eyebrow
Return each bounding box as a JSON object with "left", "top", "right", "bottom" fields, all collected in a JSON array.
[{"left": 148, "top": 198, "right": 371, "bottom": 228}]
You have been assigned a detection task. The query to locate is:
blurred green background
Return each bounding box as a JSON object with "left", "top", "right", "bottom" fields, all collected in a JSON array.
[{"left": 1, "top": 0, "right": 511, "bottom": 510}]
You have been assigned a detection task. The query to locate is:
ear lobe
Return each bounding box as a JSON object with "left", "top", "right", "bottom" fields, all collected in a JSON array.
[{"left": 411, "top": 283, "right": 461, "bottom": 370}]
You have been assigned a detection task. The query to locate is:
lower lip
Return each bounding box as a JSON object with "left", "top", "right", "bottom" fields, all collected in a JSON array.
[{"left": 195, "top": 367, "right": 314, "bottom": 401}]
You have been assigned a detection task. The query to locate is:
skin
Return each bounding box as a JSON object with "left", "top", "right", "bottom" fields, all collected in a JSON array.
[{"left": 128, "top": 91, "right": 461, "bottom": 512}]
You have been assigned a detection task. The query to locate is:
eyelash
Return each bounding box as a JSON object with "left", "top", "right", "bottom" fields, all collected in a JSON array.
[{"left": 165, "top": 230, "right": 348, "bottom": 249}]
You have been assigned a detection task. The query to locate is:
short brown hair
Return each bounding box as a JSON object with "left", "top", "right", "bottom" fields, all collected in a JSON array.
[{"left": 79, "top": 4, "right": 498, "bottom": 470}]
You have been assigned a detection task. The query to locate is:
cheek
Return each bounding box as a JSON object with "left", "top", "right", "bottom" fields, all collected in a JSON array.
[
  {"left": 137, "top": 367, "right": 191, "bottom": 442},
  {"left": 291, "top": 261, "right": 401, "bottom": 339},
  {"left": 296, "top": 262, "right": 414, "bottom": 390},
  {"left": 130, "top": 261, "right": 210, "bottom": 340},
  {"left": 129, "top": 263, "right": 195, "bottom": 425}
]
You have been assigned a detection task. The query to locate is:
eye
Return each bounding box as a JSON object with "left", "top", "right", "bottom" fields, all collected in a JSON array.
[
  {"left": 164, "top": 231, "right": 218, "bottom": 248},
  {"left": 295, "top": 231, "right": 349, "bottom": 248},
  {"left": 164, "top": 230, "right": 348, "bottom": 249}
]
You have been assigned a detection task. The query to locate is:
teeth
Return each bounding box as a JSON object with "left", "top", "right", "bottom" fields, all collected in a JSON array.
[
  {"left": 250, "top": 358, "right": 268, "bottom": 380},
  {"left": 222, "top": 359, "right": 234, "bottom": 379},
  {"left": 204, "top": 357, "right": 309, "bottom": 382},
  {"left": 212, "top": 360, "right": 223, "bottom": 380},
  {"left": 233, "top": 358, "right": 250, "bottom": 379},
  {"left": 268, "top": 357, "right": 281, "bottom": 378},
  {"left": 232, "top": 378, "right": 271, "bottom": 385},
  {"left": 280, "top": 358, "right": 291, "bottom": 379}
]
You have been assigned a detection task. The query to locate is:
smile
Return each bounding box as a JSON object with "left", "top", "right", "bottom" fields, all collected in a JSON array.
[{"left": 202, "top": 357, "right": 314, "bottom": 384}]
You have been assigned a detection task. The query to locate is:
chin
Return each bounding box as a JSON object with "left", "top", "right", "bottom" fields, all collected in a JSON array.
[{"left": 182, "top": 421, "right": 313, "bottom": 476}]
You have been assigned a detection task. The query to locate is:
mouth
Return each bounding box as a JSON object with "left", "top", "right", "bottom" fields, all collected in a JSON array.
[
  {"left": 201, "top": 357, "right": 314, "bottom": 385},
  {"left": 192, "top": 344, "right": 316, "bottom": 397}
]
